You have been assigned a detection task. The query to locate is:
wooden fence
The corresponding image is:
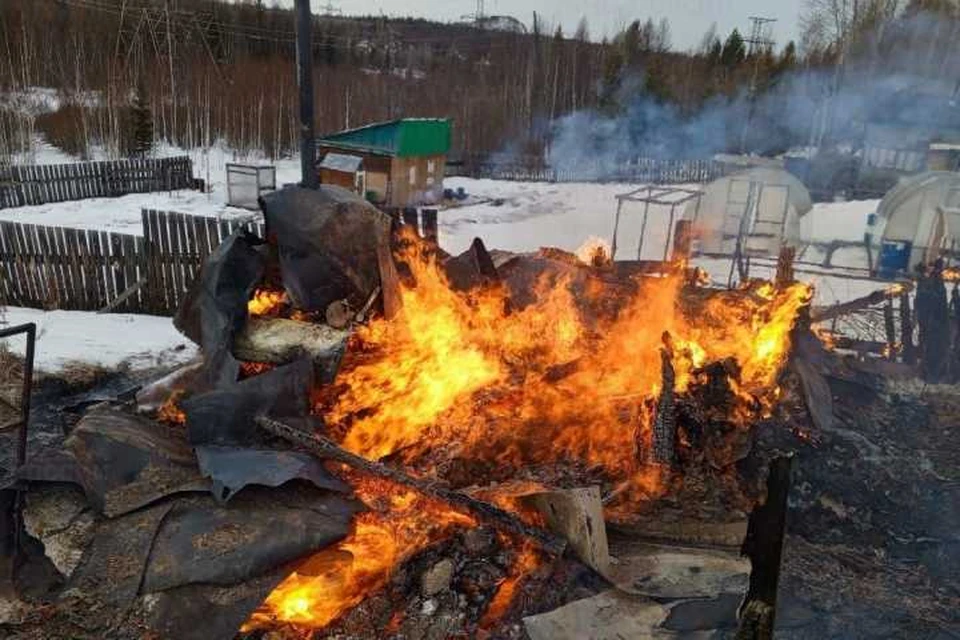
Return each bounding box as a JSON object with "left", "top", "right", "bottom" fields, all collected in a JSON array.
[
  {"left": 140, "top": 209, "right": 265, "bottom": 314},
  {"left": 0, "top": 210, "right": 263, "bottom": 314},
  {"left": 0, "top": 157, "right": 195, "bottom": 209},
  {"left": 0, "top": 205, "right": 443, "bottom": 315}
]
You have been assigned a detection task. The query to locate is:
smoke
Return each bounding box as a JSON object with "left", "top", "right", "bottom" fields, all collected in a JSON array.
[{"left": 544, "top": 9, "right": 960, "bottom": 177}]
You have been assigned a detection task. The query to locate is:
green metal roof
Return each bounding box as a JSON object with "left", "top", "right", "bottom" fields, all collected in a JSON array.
[{"left": 317, "top": 118, "right": 451, "bottom": 158}]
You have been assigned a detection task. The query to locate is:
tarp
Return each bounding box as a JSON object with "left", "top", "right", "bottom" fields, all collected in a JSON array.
[
  {"left": 174, "top": 230, "right": 266, "bottom": 390},
  {"left": 259, "top": 186, "right": 391, "bottom": 312}
]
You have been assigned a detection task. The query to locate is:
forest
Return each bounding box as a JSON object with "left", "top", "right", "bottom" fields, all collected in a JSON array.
[{"left": 1, "top": 0, "right": 959, "bottom": 164}]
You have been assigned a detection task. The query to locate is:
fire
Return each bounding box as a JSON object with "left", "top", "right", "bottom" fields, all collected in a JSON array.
[
  {"left": 575, "top": 236, "right": 612, "bottom": 267},
  {"left": 242, "top": 474, "right": 476, "bottom": 633},
  {"left": 327, "top": 240, "right": 810, "bottom": 497},
  {"left": 157, "top": 390, "right": 186, "bottom": 424},
  {"left": 248, "top": 288, "right": 287, "bottom": 316},
  {"left": 479, "top": 541, "right": 541, "bottom": 628}
]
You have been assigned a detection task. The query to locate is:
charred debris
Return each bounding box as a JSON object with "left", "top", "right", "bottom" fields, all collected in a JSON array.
[{"left": 0, "top": 186, "right": 957, "bottom": 640}]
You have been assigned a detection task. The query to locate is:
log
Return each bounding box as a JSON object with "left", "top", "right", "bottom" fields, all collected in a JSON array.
[
  {"left": 900, "top": 291, "right": 916, "bottom": 365},
  {"left": 233, "top": 317, "right": 349, "bottom": 367},
  {"left": 811, "top": 283, "right": 913, "bottom": 324},
  {"left": 652, "top": 332, "right": 677, "bottom": 465},
  {"left": 255, "top": 416, "right": 566, "bottom": 556}
]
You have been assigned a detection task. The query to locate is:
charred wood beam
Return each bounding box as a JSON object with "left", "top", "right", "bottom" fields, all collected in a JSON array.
[
  {"left": 737, "top": 455, "right": 793, "bottom": 640},
  {"left": 652, "top": 332, "right": 677, "bottom": 465},
  {"left": 255, "top": 416, "right": 566, "bottom": 556},
  {"left": 775, "top": 245, "right": 796, "bottom": 289},
  {"left": 884, "top": 301, "right": 897, "bottom": 361},
  {"left": 832, "top": 337, "right": 888, "bottom": 354},
  {"left": 900, "top": 292, "right": 916, "bottom": 365},
  {"left": 811, "top": 284, "right": 913, "bottom": 324}
]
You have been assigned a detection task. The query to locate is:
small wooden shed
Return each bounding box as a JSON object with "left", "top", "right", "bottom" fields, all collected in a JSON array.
[{"left": 317, "top": 118, "right": 451, "bottom": 207}]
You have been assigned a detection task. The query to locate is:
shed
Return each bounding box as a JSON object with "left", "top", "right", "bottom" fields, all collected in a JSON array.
[
  {"left": 317, "top": 118, "right": 451, "bottom": 207},
  {"left": 318, "top": 153, "right": 364, "bottom": 193},
  {"left": 870, "top": 171, "right": 960, "bottom": 275},
  {"left": 682, "top": 168, "right": 812, "bottom": 258}
]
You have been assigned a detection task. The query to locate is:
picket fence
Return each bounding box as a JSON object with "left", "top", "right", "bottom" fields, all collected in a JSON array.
[
  {"left": 0, "top": 157, "right": 195, "bottom": 209},
  {"left": 0, "top": 205, "right": 437, "bottom": 315}
]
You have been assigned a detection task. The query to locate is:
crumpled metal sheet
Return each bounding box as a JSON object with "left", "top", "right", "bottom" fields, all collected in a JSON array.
[
  {"left": 145, "top": 567, "right": 290, "bottom": 640},
  {"left": 174, "top": 230, "right": 266, "bottom": 390},
  {"left": 182, "top": 358, "right": 314, "bottom": 446},
  {"left": 195, "top": 445, "right": 350, "bottom": 503},
  {"left": 260, "top": 186, "right": 391, "bottom": 312},
  {"left": 66, "top": 502, "right": 173, "bottom": 607},
  {"left": 18, "top": 406, "right": 209, "bottom": 518},
  {"left": 140, "top": 485, "right": 360, "bottom": 593}
]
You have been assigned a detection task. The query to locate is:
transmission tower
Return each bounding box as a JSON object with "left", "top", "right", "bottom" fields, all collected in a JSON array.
[
  {"left": 317, "top": 0, "right": 341, "bottom": 17},
  {"left": 740, "top": 16, "right": 777, "bottom": 153}
]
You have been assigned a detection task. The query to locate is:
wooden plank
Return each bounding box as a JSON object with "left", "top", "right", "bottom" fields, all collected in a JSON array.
[
  {"left": 156, "top": 209, "right": 174, "bottom": 314},
  {"left": 11, "top": 222, "right": 34, "bottom": 305}
]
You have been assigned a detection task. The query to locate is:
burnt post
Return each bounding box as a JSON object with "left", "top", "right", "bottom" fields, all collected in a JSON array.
[
  {"left": 652, "top": 332, "right": 677, "bottom": 465},
  {"left": 775, "top": 245, "right": 796, "bottom": 289},
  {"left": 900, "top": 291, "right": 916, "bottom": 365},
  {"left": 671, "top": 220, "right": 693, "bottom": 264},
  {"left": 737, "top": 455, "right": 793, "bottom": 640},
  {"left": 295, "top": 0, "right": 318, "bottom": 189},
  {"left": 884, "top": 300, "right": 897, "bottom": 362}
]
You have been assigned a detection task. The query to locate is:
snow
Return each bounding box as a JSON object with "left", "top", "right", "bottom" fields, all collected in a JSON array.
[
  {"left": 0, "top": 144, "right": 301, "bottom": 234},
  {"left": 0, "top": 307, "right": 197, "bottom": 373}
]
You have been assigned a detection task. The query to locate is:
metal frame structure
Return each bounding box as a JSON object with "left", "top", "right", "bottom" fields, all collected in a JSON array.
[
  {"left": 0, "top": 322, "right": 36, "bottom": 587},
  {"left": 612, "top": 186, "right": 703, "bottom": 261}
]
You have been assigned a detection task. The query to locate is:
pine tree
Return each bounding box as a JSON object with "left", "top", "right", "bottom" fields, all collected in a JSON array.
[
  {"left": 129, "top": 84, "right": 154, "bottom": 158},
  {"left": 721, "top": 28, "right": 746, "bottom": 68}
]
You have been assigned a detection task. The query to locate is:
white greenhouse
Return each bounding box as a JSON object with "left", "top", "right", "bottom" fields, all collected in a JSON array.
[
  {"left": 870, "top": 171, "right": 960, "bottom": 276},
  {"left": 682, "top": 167, "right": 813, "bottom": 258}
]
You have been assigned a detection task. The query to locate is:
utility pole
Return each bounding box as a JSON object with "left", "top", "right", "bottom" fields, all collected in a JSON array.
[
  {"left": 740, "top": 16, "right": 777, "bottom": 153},
  {"left": 295, "top": 0, "right": 318, "bottom": 188}
]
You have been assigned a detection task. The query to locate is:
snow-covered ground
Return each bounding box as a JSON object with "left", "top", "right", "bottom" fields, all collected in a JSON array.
[
  {"left": 0, "top": 307, "right": 197, "bottom": 373},
  {"left": 0, "top": 143, "right": 891, "bottom": 372}
]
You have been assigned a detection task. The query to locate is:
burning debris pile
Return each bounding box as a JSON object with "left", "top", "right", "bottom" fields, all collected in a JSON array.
[{"left": 0, "top": 186, "right": 817, "bottom": 640}]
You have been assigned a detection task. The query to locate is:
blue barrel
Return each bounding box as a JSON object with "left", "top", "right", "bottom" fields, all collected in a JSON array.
[{"left": 878, "top": 241, "right": 911, "bottom": 279}]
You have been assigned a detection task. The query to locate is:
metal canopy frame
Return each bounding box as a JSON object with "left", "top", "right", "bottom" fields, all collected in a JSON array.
[{"left": 611, "top": 186, "right": 703, "bottom": 261}]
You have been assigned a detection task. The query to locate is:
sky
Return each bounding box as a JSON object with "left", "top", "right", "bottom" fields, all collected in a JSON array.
[{"left": 285, "top": 0, "right": 806, "bottom": 51}]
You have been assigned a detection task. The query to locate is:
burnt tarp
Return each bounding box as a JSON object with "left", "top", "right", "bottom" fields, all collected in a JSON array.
[
  {"left": 140, "top": 485, "right": 359, "bottom": 593},
  {"left": 182, "top": 358, "right": 314, "bottom": 446},
  {"left": 16, "top": 406, "right": 208, "bottom": 518},
  {"left": 444, "top": 237, "right": 500, "bottom": 292},
  {"left": 195, "top": 445, "right": 349, "bottom": 503},
  {"left": 260, "top": 186, "right": 391, "bottom": 312},
  {"left": 174, "top": 230, "right": 266, "bottom": 390}
]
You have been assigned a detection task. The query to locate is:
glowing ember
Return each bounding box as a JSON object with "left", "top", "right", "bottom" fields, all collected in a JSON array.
[
  {"left": 248, "top": 288, "right": 288, "bottom": 316},
  {"left": 479, "top": 541, "right": 541, "bottom": 628},
  {"left": 242, "top": 474, "right": 476, "bottom": 633},
  {"left": 157, "top": 390, "right": 186, "bottom": 425}
]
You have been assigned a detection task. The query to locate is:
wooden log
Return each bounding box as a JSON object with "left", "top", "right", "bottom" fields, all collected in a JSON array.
[
  {"left": 233, "top": 316, "right": 349, "bottom": 370},
  {"left": 652, "top": 332, "right": 677, "bottom": 465},
  {"left": 900, "top": 291, "right": 916, "bottom": 365},
  {"left": 255, "top": 416, "right": 566, "bottom": 556},
  {"left": 884, "top": 300, "right": 896, "bottom": 361}
]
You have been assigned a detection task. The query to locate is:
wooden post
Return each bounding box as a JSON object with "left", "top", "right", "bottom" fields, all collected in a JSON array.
[
  {"left": 671, "top": 220, "right": 693, "bottom": 263},
  {"left": 900, "top": 291, "right": 916, "bottom": 365},
  {"left": 421, "top": 209, "right": 438, "bottom": 245},
  {"left": 775, "top": 245, "right": 796, "bottom": 289},
  {"left": 737, "top": 455, "right": 793, "bottom": 640},
  {"left": 884, "top": 300, "right": 897, "bottom": 361},
  {"left": 651, "top": 332, "right": 676, "bottom": 465}
]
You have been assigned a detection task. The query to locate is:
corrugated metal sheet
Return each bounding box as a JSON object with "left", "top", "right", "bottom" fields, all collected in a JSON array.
[
  {"left": 319, "top": 153, "right": 363, "bottom": 172},
  {"left": 318, "top": 119, "right": 451, "bottom": 158}
]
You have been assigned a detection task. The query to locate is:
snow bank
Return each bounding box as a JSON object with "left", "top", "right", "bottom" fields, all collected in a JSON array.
[{"left": 0, "top": 307, "right": 197, "bottom": 373}]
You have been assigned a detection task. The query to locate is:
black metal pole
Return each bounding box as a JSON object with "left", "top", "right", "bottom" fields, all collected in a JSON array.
[{"left": 295, "top": 0, "right": 318, "bottom": 189}]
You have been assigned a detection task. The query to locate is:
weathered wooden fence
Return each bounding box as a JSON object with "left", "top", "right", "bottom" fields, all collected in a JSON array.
[
  {"left": 0, "top": 220, "right": 144, "bottom": 312},
  {"left": 447, "top": 156, "right": 728, "bottom": 184},
  {"left": 0, "top": 157, "right": 195, "bottom": 209},
  {"left": 140, "top": 209, "right": 265, "bottom": 314},
  {"left": 0, "top": 210, "right": 263, "bottom": 314}
]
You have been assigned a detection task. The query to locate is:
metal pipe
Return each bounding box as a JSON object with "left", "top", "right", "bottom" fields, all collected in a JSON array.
[{"left": 295, "top": 0, "right": 318, "bottom": 189}]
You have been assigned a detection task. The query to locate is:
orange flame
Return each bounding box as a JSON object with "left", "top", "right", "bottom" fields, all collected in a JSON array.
[
  {"left": 242, "top": 474, "right": 476, "bottom": 633},
  {"left": 328, "top": 241, "right": 810, "bottom": 493},
  {"left": 157, "top": 390, "right": 186, "bottom": 425},
  {"left": 248, "top": 288, "right": 287, "bottom": 316}
]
